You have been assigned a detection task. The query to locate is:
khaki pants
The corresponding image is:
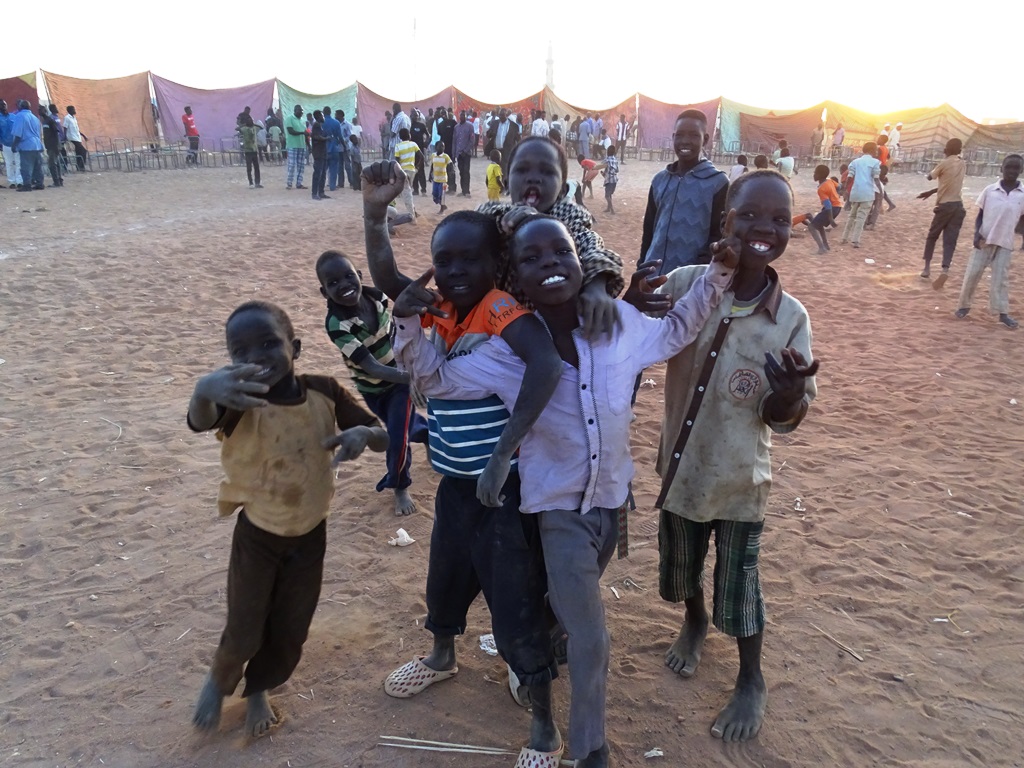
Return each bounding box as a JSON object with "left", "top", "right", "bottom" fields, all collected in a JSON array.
[
  {"left": 841, "top": 200, "right": 871, "bottom": 244},
  {"left": 957, "top": 244, "right": 1012, "bottom": 315}
]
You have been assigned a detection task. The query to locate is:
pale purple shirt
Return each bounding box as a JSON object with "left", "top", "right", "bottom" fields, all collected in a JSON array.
[{"left": 394, "top": 265, "right": 733, "bottom": 514}]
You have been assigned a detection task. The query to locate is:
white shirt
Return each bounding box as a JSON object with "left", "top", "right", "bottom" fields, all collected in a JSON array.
[
  {"left": 473, "top": 117, "right": 481, "bottom": 135},
  {"left": 63, "top": 113, "right": 82, "bottom": 142},
  {"left": 532, "top": 118, "right": 550, "bottom": 138},
  {"left": 729, "top": 164, "right": 747, "bottom": 182},
  {"left": 978, "top": 181, "right": 1024, "bottom": 251},
  {"left": 350, "top": 124, "right": 363, "bottom": 139},
  {"left": 888, "top": 128, "right": 901, "bottom": 146}
]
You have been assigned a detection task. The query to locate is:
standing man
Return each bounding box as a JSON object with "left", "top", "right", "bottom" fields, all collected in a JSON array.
[
  {"left": 810, "top": 122, "right": 825, "bottom": 159},
  {"left": 472, "top": 110, "right": 481, "bottom": 156},
  {"left": 888, "top": 122, "right": 903, "bottom": 164},
  {"left": 485, "top": 107, "right": 520, "bottom": 181},
  {"left": 531, "top": 110, "right": 549, "bottom": 138},
  {"left": 615, "top": 114, "right": 630, "bottom": 163},
  {"left": 284, "top": 104, "right": 307, "bottom": 190},
  {"left": 48, "top": 104, "right": 69, "bottom": 171},
  {"left": 830, "top": 123, "right": 845, "bottom": 161},
  {"left": 390, "top": 102, "right": 411, "bottom": 160},
  {"left": 0, "top": 99, "right": 23, "bottom": 189},
  {"left": 918, "top": 138, "right": 967, "bottom": 286},
  {"left": 38, "top": 105, "right": 63, "bottom": 187},
  {"left": 336, "top": 110, "right": 353, "bottom": 190},
  {"left": 11, "top": 100, "right": 44, "bottom": 191},
  {"left": 182, "top": 105, "right": 200, "bottom": 166},
  {"left": 453, "top": 110, "right": 475, "bottom": 196},
  {"left": 578, "top": 113, "right": 593, "bottom": 159},
  {"left": 309, "top": 110, "right": 329, "bottom": 200},
  {"left": 323, "top": 106, "right": 343, "bottom": 192},
  {"left": 63, "top": 105, "right": 88, "bottom": 171}
]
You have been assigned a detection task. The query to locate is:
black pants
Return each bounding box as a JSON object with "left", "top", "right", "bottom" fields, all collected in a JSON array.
[
  {"left": 46, "top": 148, "right": 63, "bottom": 186},
  {"left": 413, "top": 154, "right": 427, "bottom": 193},
  {"left": 457, "top": 153, "right": 471, "bottom": 194},
  {"left": 71, "top": 140, "right": 87, "bottom": 171},
  {"left": 244, "top": 151, "right": 260, "bottom": 186},
  {"left": 187, "top": 136, "right": 199, "bottom": 165},
  {"left": 425, "top": 474, "right": 557, "bottom": 685},
  {"left": 923, "top": 201, "right": 966, "bottom": 270},
  {"left": 311, "top": 154, "right": 326, "bottom": 197},
  {"left": 210, "top": 511, "right": 326, "bottom": 697}
]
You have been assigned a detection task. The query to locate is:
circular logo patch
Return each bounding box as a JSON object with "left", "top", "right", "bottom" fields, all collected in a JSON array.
[{"left": 729, "top": 369, "right": 761, "bottom": 400}]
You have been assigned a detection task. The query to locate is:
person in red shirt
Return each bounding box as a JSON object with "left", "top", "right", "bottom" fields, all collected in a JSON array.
[
  {"left": 182, "top": 106, "right": 199, "bottom": 166},
  {"left": 876, "top": 135, "right": 895, "bottom": 211},
  {"left": 577, "top": 153, "right": 605, "bottom": 199}
]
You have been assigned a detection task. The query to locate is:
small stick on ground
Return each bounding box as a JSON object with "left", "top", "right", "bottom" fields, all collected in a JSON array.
[
  {"left": 99, "top": 417, "right": 122, "bottom": 442},
  {"left": 810, "top": 622, "right": 864, "bottom": 661}
]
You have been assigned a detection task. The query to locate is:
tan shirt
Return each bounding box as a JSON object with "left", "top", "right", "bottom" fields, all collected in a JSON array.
[
  {"left": 930, "top": 155, "right": 965, "bottom": 205},
  {"left": 655, "top": 266, "right": 816, "bottom": 523},
  {"left": 208, "top": 375, "right": 378, "bottom": 537}
]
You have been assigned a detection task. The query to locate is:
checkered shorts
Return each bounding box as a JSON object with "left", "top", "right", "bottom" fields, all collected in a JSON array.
[{"left": 658, "top": 510, "right": 765, "bottom": 638}]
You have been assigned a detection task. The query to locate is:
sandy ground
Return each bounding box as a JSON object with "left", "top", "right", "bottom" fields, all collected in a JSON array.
[{"left": 2, "top": 153, "right": 1023, "bottom": 768}]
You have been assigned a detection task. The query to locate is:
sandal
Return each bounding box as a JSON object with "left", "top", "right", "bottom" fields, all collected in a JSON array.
[
  {"left": 383, "top": 656, "right": 458, "bottom": 698},
  {"left": 514, "top": 743, "right": 564, "bottom": 768}
]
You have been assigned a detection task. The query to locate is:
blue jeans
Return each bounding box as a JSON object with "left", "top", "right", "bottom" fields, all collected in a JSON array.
[
  {"left": 327, "top": 152, "right": 341, "bottom": 190},
  {"left": 342, "top": 152, "right": 355, "bottom": 188},
  {"left": 19, "top": 150, "right": 44, "bottom": 189}
]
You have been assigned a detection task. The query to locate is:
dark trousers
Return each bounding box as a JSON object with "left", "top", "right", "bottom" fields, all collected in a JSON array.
[
  {"left": 187, "top": 136, "right": 199, "bottom": 165},
  {"left": 18, "top": 150, "right": 44, "bottom": 189},
  {"left": 413, "top": 154, "right": 427, "bottom": 194},
  {"left": 341, "top": 153, "right": 354, "bottom": 188},
  {"left": 457, "top": 153, "right": 471, "bottom": 194},
  {"left": 46, "top": 149, "right": 63, "bottom": 185},
  {"left": 923, "top": 201, "right": 966, "bottom": 270},
  {"left": 244, "top": 151, "right": 260, "bottom": 186},
  {"left": 327, "top": 152, "right": 341, "bottom": 190},
  {"left": 311, "top": 154, "right": 326, "bottom": 197},
  {"left": 210, "top": 511, "right": 326, "bottom": 697},
  {"left": 425, "top": 474, "right": 557, "bottom": 685},
  {"left": 71, "top": 140, "right": 87, "bottom": 170},
  {"left": 350, "top": 160, "right": 362, "bottom": 190},
  {"left": 361, "top": 384, "right": 428, "bottom": 491}
]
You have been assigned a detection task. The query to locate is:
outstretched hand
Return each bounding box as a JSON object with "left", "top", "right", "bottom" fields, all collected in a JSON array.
[
  {"left": 323, "top": 426, "right": 370, "bottom": 465},
  {"left": 764, "top": 348, "right": 819, "bottom": 407},
  {"left": 710, "top": 209, "right": 742, "bottom": 269},
  {"left": 623, "top": 260, "right": 672, "bottom": 315},
  {"left": 361, "top": 160, "right": 406, "bottom": 209},
  {"left": 196, "top": 364, "right": 270, "bottom": 411},
  {"left": 917, "top": 189, "right": 936, "bottom": 200},
  {"left": 392, "top": 267, "right": 449, "bottom": 320}
]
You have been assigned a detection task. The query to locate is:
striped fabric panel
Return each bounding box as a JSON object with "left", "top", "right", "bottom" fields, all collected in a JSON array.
[{"left": 426, "top": 396, "right": 518, "bottom": 477}]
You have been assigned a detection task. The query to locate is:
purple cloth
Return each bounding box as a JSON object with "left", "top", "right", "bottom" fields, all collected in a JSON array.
[
  {"left": 637, "top": 95, "right": 720, "bottom": 151},
  {"left": 453, "top": 120, "right": 474, "bottom": 157},
  {"left": 152, "top": 73, "right": 275, "bottom": 150}
]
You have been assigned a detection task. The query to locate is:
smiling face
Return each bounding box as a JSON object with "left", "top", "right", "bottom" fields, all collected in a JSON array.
[
  {"left": 225, "top": 309, "right": 300, "bottom": 391},
  {"left": 726, "top": 175, "right": 794, "bottom": 273},
  {"left": 508, "top": 139, "right": 564, "bottom": 212},
  {"left": 673, "top": 117, "right": 707, "bottom": 167},
  {"left": 510, "top": 218, "right": 583, "bottom": 308},
  {"left": 431, "top": 220, "right": 497, "bottom": 314},
  {"left": 1001, "top": 156, "right": 1023, "bottom": 186},
  {"left": 318, "top": 255, "right": 362, "bottom": 308}
]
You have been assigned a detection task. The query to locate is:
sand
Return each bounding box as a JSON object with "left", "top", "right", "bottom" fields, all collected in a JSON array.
[{"left": 2, "top": 155, "right": 1023, "bottom": 768}]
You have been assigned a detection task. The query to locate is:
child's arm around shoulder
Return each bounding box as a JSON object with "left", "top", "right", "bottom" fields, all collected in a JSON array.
[
  {"left": 187, "top": 363, "right": 270, "bottom": 432},
  {"left": 327, "top": 312, "right": 409, "bottom": 385}
]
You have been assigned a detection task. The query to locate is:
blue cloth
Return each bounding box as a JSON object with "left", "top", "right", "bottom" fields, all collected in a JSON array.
[
  {"left": 847, "top": 154, "right": 881, "bottom": 204},
  {"left": 361, "top": 384, "right": 428, "bottom": 491},
  {"left": 19, "top": 150, "right": 44, "bottom": 188},
  {"left": 11, "top": 109, "right": 42, "bottom": 151},
  {"left": 322, "top": 115, "right": 342, "bottom": 154},
  {"left": 0, "top": 112, "right": 14, "bottom": 146}
]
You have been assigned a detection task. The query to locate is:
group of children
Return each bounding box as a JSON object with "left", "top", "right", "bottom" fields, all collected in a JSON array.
[{"left": 187, "top": 110, "right": 818, "bottom": 766}]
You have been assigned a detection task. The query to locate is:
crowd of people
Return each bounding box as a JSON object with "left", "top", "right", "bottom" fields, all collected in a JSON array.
[{"left": 0, "top": 98, "right": 88, "bottom": 190}]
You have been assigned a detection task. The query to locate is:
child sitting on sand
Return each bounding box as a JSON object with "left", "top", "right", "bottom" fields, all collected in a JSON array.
[
  {"left": 317, "top": 250, "right": 429, "bottom": 516},
  {"left": 189, "top": 300, "right": 387, "bottom": 737},
  {"left": 654, "top": 169, "right": 818, "bottom": 744},
  {"left": 391, "top": 214, "right": 738, "bottom": 768}
]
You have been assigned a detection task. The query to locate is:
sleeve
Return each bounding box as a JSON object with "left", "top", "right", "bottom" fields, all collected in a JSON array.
[
  {"left": 554, "top": 201, "right": 625, "bottom": 296},
  {"left": 392, "top": 320, "right": 505, "bottom": 401},
  {"left": 483, "top": 291, "right": 531, "bottom": 335},
  {"left": 305, "top": 375, "right": 379, "bottom": 430},
  {"left": 930, "top": 161, "right": 943, "bottom": 179},
  {"left": 186, "top": 405, "right": 232, "bottom": 433},
  {"left": 325, "top": 316, "right": 366, "bottom": 362},
  {"left": 633, "top": 263, "right": 734, "bottom": 370},
  {"left": 976, "top": 187, "right": 988, "bottom": 209},
  {"left": 757, "top": 308, "right": 815, "bottom": 434},
  {"left": 639, "top": 184, "right": 658, "bottom": 262}
]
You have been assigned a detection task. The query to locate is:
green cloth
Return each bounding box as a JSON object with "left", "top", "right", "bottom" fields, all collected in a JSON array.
[
  {"left": 285, "top": 114, "right": 307, "bottom": 149},
  {"left": 240, "top": 125, "right": 258, "bottom": 152}
]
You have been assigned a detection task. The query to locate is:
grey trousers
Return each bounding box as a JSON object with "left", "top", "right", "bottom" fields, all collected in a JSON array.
[
  {"left": 539, "top": 506, "right": 618, "bottom": 759},
  {"left": 958, "top": 244, "right": 1012, "bottom": 314}
]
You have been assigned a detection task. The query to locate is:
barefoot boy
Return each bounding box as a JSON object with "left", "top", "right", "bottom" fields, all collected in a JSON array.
[
  {"left": 655, "top": 170, "right": 818, "bottom": 743},
  {"left": 393, "top": 216, "right": 736, "bottom": 767},
  {"left": 189, "top": 301, "right": 387, "bottom": 736},
  {"left": 317, "top": 250, "right": 429, "bottom": 516}
]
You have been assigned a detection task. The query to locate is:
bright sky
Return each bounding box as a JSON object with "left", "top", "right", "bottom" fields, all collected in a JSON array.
[{"left": 5, "top": 0, "right": 1020, "bottom": 122}]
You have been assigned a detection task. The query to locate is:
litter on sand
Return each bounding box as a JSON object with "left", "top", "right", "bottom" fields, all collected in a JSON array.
[
  {"left": 864, "top": 258, "right": 876, "bottom": 264},
  {"left": 640, "top": 379, "right": 657, "bottom": 389},
  {"left": 644, "top": 748, "right": 664, "bottom": 758},
  {"left": 793, "top": 497, "right": 807, "bottom": 512},
  {"left": 478, "top": 634, "right": 498, "bottom": 656},
  {"left": 388, "top": 528, "right": 416, "bottom": 547}
]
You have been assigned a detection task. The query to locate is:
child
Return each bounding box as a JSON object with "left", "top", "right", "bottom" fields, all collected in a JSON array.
[
  {"left": 598, "top": 128, "right": 612, "bottom": 159},
  {"left": 917, "top": 138, "right": 966, "bottom": 283},
  {"left": 864, "top": 164, "right": 888, "bottom": 230},
  {"left": 656, "top": 169, "right": 818, "bottom": 744},
  {"left": 809, "top": 164, "right": 842, "bottom": 253},
  {"left": 392, "top": 214, "right": 737, "bottom": 768},
  {"left": 955, "top": 154, "right": 1024, "bottom": 329},
  {"left": 348, "top": 134, "right": 362, "bottom": 190},
  {"left": 393, "top": 127, "right": 420, "bottom": 218},
  {"left": 485, "top": 149, "right": 504, "bottom": 202},
  {"left": 773, "top": 147, "right": 795, "bottom": 179},
  {"left": 189, "top": 301, "right": 387, "bottom": 737},
  {"left": 729, "top": 155, "right": 748, "bottom": 182},
  {"left": 641, "top": 109, "right": 729, "bottom": 274},
  {"left": 239, "top": 115, "right": 262, "bottom": 189},
  {"left": 578, "top": 153, "right": 604, "bottom": 199},
  {"left": 603, "top": 145, "right": 620, "bottom": 214},
  {"left": 317, "top": 251, "right": 429, "bottom": 516},
  {"left": 771, "top": 139, "right": 788, "bottom": 163},
  {"left": 431, "top": 140, "right": 452, "bottom": 213},
  {"left": 753, "top": 154, "right": 769, "bottom": 170},
  {"left": 840, "top": 142, "right": 880, "bottom": 248},
  {"left": 875, "top": 136, "right": 896, "bottom": 211}
]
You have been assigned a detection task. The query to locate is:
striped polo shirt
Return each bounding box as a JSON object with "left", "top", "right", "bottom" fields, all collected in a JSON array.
[
  {"left": 423, "top": 288, "right": 529, "bottom": 477},
  {"left": 325, "top": 288, "right": 397, "bottom": 396},
  {"left": 394, "top": 140, "right": 419, "bottom": 173}
]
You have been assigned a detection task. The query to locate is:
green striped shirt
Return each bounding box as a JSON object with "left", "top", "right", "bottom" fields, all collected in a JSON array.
[{"left": 325, "top": 288, "right": 397, "bottom": 395}]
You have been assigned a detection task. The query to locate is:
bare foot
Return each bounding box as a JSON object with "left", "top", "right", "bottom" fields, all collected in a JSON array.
[
  {"left": 711, "top": 675, "right": 767, "bottom": 743},
  {"left": 394, "top": 487, "right": 416, "bottom": 516},
  {"left": 245, "top": 691, "right": 279, "bottom": 737},
  {"left": 191, "top": 673, "right": 223, "bottom": 731},
  {"left": 666, "top": 616, "right": 708, "bottom": 677},
  {"left": 575, "top": 742, "right": 609, "bottom": 767}
]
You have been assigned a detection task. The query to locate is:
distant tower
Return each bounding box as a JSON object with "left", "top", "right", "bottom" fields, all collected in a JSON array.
[{"left": 545, "top": 41, "right": 555, "bottom": 90}]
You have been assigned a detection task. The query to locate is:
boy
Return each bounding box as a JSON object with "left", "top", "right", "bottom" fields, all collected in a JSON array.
[
  {"left": 348, "top": 135, "right": 362, "bottom": 190},
  {"left": 641, "top": 109, "right": 729, "bottom": 274},
  {"left": 189, "top": 301, "right": 387, "bottom": 737},
  {"left": 360, "top": 162, "right": 565, "bottom": 741},
  {"left": 773, "top": 147, "right": 795, "bottom": 179},
  {"left": 655, "top": 170, "right": 818, "bottom": 744},
  {"left": 917, "top": 138, "right": 966, "bottom": 284},
  {"left": 392, "top": 214, "right": 737, "bottom": 768},
  {"left": 317, "top": 251, "right": 428, "bottom": 516},
  {"left": 729, "top": 155, "right": 748, "bottom": 183},
  {"left": 578, "top": 153, "right": 604, "bottom": 199},
  {"left": 753, "top": 154, "right": 769, "bottom": 170},
  {"left": 840, "top": 142, "right": 880, "bottom": 248},
  {"left": 955, "top": 154, "right": 1024, "bottom": 329},
  {"left": 430, "top": 140, "right": 452, "bottom": 213},
  {"left": 393, "top": 127, "right": 420, "bottom": 218},
  {"left": 603, "top": 145, "right": 620, "bottom": 214},
  {"left": 485, "top": 149, "right": 503, "bottom": 201}
]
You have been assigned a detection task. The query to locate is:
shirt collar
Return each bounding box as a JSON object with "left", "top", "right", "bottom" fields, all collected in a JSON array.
[{"left": 758, "top": 266, "right": 783, "bottom": 322}]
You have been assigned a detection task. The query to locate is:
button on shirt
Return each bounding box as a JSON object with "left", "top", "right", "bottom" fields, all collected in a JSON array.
[
  {"left": 847, "top": 153, "right": 881, "bottom": 203},
  {"left": 12, "top": 109, "right": 42, "bottom": 151},
  {"left": 394, "top": 266, "right": 733, "bottom": 514},
  {"left": 977, "top": 180, "right": 1024, "bottom": 251},
  {"left": 62, "top": 113, "right": 82, "bottom": 142}
]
